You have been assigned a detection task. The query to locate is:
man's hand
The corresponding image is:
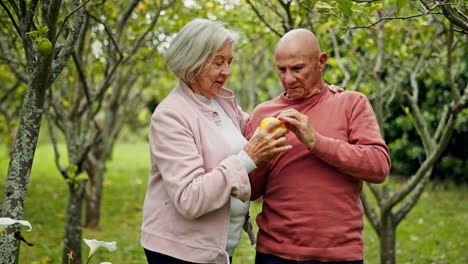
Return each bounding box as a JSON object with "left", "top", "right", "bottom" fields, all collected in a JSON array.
[{"left": 278, "top": 108, "right": 317, "bottom": 149}]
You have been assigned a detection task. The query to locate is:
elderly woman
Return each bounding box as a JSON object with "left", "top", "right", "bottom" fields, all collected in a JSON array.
[{"left": 141, "top": 19, "right": 291, "bottom": 264}]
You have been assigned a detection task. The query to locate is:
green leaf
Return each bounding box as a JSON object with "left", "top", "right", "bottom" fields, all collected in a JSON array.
[
  {"left": 316, "top": 1, "right": 333, "bottom": 9},
  {"left": 75, "top": 174, "right": 89, "bottom": 182},
  {"left": 396, "top": 0, "right": 410, "bottom": 14},
  {"left": 337, "top": 0, "right": 353, "bottom": 18},
  {"left": 40, "top": 26, "right": 50, "bottom": 34},
  {"left": 26, "top": 31, "right": 41, "bottom": 37}
]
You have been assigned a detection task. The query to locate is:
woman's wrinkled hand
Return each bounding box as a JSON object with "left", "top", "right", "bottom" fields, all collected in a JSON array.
[
  {"left": 244, "top": 119, "right": 292, "bottom": 164},
  {"left": 329, "top": 84, "right": 344, "bottom": 93}
]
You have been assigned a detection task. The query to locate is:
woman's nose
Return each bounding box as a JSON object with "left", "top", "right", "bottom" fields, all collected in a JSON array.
[{"left": 221, "top": 63, "right": 231, "bottom": 76}]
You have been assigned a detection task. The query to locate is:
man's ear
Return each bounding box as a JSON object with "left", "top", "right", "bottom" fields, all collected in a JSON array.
[{"left": 319, "top": 52, "right": 328, "bottom": 65}]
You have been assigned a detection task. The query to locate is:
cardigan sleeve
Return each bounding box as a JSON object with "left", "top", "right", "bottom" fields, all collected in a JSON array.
[
  {"left": 149, "top": 108, "right": 251, "bottom": 220},
  {"left": 244, "top": 115, "right": 269, "bottom": 200},
  {"left": 310, "top": 94, "right": 391, "bottom": 183}
]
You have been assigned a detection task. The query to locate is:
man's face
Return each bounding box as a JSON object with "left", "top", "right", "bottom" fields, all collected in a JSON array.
[{"left": 275, "top": 48, "right": 326, "bottom": 100}]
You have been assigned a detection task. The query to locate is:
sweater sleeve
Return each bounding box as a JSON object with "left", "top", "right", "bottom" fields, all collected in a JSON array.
[
  {"left": 150, "top": 108, "right": 251, "bottom": 220},
  {"left": 310, "top": 94, "right": 391, "bottom": 183},
  {"left": 244, "top": 116, "right": 268, "bottom": 200}
]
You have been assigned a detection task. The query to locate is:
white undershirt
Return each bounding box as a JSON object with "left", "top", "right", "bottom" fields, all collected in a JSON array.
[{"left": 194, "top": 94, "right": 255, "bottom": 256}]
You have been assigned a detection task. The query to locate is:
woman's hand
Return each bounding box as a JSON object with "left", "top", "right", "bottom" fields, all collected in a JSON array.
[
  {"left": 329, "top": 84, "right": 344, "bottom": 93},
  {"left": 244, "top": 119, "right": 292, "bottom": 164}
]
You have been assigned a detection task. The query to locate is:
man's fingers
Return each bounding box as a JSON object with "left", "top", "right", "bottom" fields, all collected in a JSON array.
[
  {"left": 279, "top": 115, "right": 302, "bottom": 129},
  {"left": 270, "top": 127, "right": 289, "bottom": 138}
]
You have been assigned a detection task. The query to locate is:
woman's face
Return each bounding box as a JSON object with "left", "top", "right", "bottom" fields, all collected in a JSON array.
[{"left": 190, "top": 42, "right": 233, "bottom": 99}]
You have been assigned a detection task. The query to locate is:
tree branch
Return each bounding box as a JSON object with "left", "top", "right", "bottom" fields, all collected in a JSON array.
[
  {"left": 23, "top": 0, "right": 39, "bottom": 35},
  {"left": 123, "top": 0, "right": 177, "bottom": 63},
  {"left": 344, "top": 12, "right": 442, "bottom": 30},
  {"left": 86, "top": 11, "right": 123, "bottom": 58},
  {"left": 45, "top": 0, "right": 62, "bottom": 45},
  {"left": 385, "top": 110, "right": 457, "bottom": 210},
  {"left": 409, "top": 31, "right": 440, "bottom": 104},
  {"left": 361, "top": 191, "right": 381, "bottom": 234},
  {"left": 440, "top": 1, "right": 468, "bottom": 32},
  {"left": 351, "top": 0, "right": 380, "bottom": 2},
  {"left": 55, "top": 0, "right": 93, "bottom": 42},
  {"left": 116, "top": 0, "right": 140, "bottom": 42},
  {"left": 49, "top": 0, "right": 85, "bottom": 85},
  {"left": 433, "top": 105, "right": 449, "bottom": 142},
  {"left": 446, "top": 23, "right": 462, "bottom": 100},
  {"left": 367, "top": 183, "right": 383, "bottom": 203},
  {"left": 403, "top": 92, "right": 435, "bottom": 152},
  {"left": 394, "top": 169, "right": 432, "bottom": 225},
  {"left": 0, "top": 81, "right": 22, "bottom": 105},
  {"left": 45, "top": 93, "right": 68, "bottom": 179},
  {"left": 1, "top": 1, "right": 22, "bottom": 37},
  {"left": 329, "top": 27, "right": 350, "bottom": 88},
  {"left": 71, "top": 50, "right": 91, "bottom": 105},
  {"left": 247, "top": 0, "right": 283, "bottom": 37},
  {"left": 372, "top": 21, "right": 385, "bottom": 137},
  {"left": 276, "top": 0, "right": 294, "bottom": 32}
]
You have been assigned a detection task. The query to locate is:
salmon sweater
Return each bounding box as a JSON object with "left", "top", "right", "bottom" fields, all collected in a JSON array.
[{"left": 245, "top": 87, "right": 391, "bottom": 262}]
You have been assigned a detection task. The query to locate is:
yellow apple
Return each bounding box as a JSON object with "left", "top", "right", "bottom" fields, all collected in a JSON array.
[{"left": 259, "top": 117, "right": 286, "bottom": 132}]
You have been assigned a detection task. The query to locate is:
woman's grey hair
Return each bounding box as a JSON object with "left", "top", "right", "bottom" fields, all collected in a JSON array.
[{"left": 164, "top": 18, "right": 239, "bottom": 83}]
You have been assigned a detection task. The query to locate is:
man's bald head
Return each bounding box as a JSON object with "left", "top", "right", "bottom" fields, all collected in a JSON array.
[
  {"left": 275, "top": 29, "right": 321, "bottom": 59},
  {"left": 274, "top": 28, "right": 327, "bottom": 100}
]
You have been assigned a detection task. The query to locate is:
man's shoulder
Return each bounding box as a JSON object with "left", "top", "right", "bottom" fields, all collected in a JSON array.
[{"left": 327, "top": 89, "right": 369, "bottom": 105}]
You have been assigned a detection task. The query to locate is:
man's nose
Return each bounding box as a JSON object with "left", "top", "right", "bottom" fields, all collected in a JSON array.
[{"left": 284, "top": 71, "right": 296, "bottom": 84}]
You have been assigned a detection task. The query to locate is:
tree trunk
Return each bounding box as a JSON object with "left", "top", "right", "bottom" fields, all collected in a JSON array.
[
  {"left": 84, "top": 158, "right": 104, "bottom": 228},
  {"left": 62, "top": 182, "right": 86, "bottom": 264},
  {"left": 380, "top": 214, "right": 396, "bottom": 264},
  {"left": 0, "top": 63, "right": 50, "bottom": 264}
]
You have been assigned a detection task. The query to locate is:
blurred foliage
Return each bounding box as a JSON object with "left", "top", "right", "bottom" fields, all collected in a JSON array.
[{"left": 0, "top": 0, "right": 466, "bottom": 183}]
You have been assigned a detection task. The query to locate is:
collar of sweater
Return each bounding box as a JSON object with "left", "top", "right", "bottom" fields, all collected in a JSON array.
[
  {"left": 174, "top": 80, "right": 235, "bottom": 113},
  {"left": 280, "top": 84, "right": 329, "bottom": 106}
]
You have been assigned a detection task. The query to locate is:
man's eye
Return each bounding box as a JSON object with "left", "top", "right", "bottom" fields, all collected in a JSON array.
[
  {"left": 278, "top": 67, "right": 286, "bottom": 72},
  {"left": 292, "top": 67, "right": 303, "bottom": 71}
]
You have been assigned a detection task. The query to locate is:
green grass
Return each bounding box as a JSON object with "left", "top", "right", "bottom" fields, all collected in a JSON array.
[{"left": 0, "top": 142, "right": 467, "bottom": 264}]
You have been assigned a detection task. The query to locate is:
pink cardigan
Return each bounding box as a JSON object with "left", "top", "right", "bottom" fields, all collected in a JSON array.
[{"left": 141, "top": 81, "right": 251, "bottom": 263}]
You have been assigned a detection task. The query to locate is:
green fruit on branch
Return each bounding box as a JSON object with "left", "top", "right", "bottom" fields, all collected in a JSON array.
[{"left": 37, "top": 38, "right": 53, "bottom": 56}]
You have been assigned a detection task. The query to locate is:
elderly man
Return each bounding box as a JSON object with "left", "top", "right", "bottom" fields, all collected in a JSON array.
[{"left": 245, "top": 29, "right": 391, "bottom": 264}]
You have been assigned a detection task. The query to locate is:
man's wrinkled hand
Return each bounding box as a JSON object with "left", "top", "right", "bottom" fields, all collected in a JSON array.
[{"left": 278, "top": 108, "right": 317, "bottom": 149}]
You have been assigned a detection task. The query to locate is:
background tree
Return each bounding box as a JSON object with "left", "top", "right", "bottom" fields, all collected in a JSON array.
[
  {"left": 0, "top": 1, "right": 86, "bottom": 263},
  {"left": 0, "top": 18, "right": 28, "bottom": 156},
  {"left": 42, "top": 0, "right": 176, "bottom": 262}
]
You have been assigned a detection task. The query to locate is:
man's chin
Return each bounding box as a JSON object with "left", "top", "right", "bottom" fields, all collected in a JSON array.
[{"left": 286, "top": 91, "right": 303, "bottom": 100}]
